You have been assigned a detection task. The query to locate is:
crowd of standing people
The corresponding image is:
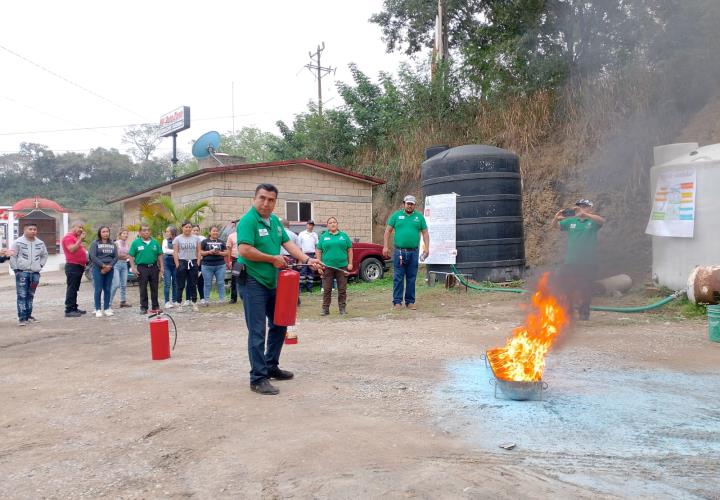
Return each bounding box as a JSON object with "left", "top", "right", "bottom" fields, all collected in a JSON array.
[{"left": 3, "top": 185, "right": 436, "bottom": 399}]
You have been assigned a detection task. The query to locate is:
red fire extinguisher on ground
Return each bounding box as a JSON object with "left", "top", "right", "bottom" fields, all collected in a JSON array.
[
  {"left": 274, "top": 269, "right": 300, "bottom": 344},
  {"left": 148, "top": 312, "right": 178, "bottom": 360}
]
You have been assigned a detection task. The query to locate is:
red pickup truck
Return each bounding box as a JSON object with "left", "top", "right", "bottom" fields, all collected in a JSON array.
[
  {"left": 289, "top": 224, "right": 389, "bottom": 282},
  {"left": 218, "top": 222, "right": 389, "bottom": 282}
]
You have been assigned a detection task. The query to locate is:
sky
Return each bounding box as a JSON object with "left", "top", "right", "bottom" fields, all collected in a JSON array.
[{"left": 0, "top": 0, "right": 408, "bottom": 159}]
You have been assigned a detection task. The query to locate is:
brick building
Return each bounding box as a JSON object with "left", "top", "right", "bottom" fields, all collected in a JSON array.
[{"left": 110, "top": 159, "right": 385, "bottom": 242}]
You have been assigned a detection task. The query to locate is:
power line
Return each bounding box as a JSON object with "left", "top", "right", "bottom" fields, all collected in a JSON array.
[
  {"left": 0, "top": 114, "right": 260, "bottom": 136},
  {"left": 0, "top": 43, "right": 147, "bottom": 119}
]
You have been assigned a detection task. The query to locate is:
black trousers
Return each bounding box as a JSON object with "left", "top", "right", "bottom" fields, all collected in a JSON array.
[
  {"left": 555, "top": 263, "right": 596, "bottom": 319},
  {"left": 176, "top": 259, "right": 198, "bottom": 303},
  {"left": 137, "top": 264, "right": 160, "bottom": 310},
  {"left": 197, "top": 270, "right": 205, "bottom": 300},
  {"left": 64, "top": 263, "right": 85, "bottom": 313},
  {"left": 230, "top": 273, "right": 239, "bottom": 302}
]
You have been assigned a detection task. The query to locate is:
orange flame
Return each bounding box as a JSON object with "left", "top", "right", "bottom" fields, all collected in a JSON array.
[{"left": 488, "top": 272, "right": 569, "bottom": 382}]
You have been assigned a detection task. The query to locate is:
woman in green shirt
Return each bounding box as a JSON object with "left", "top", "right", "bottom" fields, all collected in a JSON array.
[{"left": 316, "top": 217, "right": 353, "bottom": 316}]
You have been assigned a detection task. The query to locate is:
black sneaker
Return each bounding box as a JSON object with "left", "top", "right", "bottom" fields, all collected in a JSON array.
[
  {"left": 268, "top": 368, "right": 294, "bottom": 380},
  {"left": 320, "top": 309, "right": 329, "bottom": 316},
  {"left": 339, "top": 307, "right": 346, "bottom": 315},
  {"left": 65, "top": 311, "right": 82, "bottom": 318},
  {"left": 140, "top": 308, "right": 148, "bottom": 315},
  {"left": 77, "top": 309, "right": 87, "bottom": 315},
  {"left": 250, "top": 379, "right": 279, "bottom": 395}
]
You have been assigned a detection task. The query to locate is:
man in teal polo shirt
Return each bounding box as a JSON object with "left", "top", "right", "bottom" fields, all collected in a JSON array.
[
  {"left": 237, "top": 183, "right": 323, "bottom": 395},
  {"left": 383, "top": 195, "right": 430, "bottom": 310},
  {"left": 553, "top": 199, "right": 605, "bottom": 320}
]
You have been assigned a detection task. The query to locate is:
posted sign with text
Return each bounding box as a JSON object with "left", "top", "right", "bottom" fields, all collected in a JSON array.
[
  {"left": 423, "top": 193, "right": 457, "bottom": 264},
  {"left": 645, "top": 169, "right": 696, "bottom": 238}
]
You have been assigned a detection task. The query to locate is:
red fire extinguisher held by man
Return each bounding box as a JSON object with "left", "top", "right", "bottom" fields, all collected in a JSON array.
[{"left": 274, "top": 269, "right": 300, "bottom": 343}]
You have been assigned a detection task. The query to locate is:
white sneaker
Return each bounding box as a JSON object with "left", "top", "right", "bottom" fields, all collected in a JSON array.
[
  {"left": 104, "top": 309, "right": 114, "bottom": 317},
  {"left": 165, "top": 301, "right": 174, "bottom": 309},
  {"left": 192, "top": 302, "right": 199, "bottom": 312},
  {"left": 183, "top": 300, "right": 191, "bottom": 307},
  {"left": 95, "top": 310, "right": 103, "bottom": 318},
  {"left": 199, "top": 299, "right": 208, "bottom": 307}
]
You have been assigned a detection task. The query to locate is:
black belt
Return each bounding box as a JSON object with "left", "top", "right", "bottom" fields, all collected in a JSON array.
[
  {"left": 397, "top": 247, "right": 418, "bottom": 250},
  {"left": 137, "top": 263, "right": 157, "bottom": 267}
]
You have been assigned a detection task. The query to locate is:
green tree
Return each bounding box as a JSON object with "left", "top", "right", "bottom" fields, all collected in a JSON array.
[
  {"left": 371, "top": 0, "right": 669, "bottom": 95},
  {"left": 273, "top": 104, "right": 357, "bottom": 166},
  {"left": 220, "top": 127, "right": 282, "bottom": 163}
]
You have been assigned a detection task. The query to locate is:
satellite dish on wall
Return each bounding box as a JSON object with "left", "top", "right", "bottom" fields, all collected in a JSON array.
[{"left": 191, "top": 131, "right": 222, "bottom": 163}]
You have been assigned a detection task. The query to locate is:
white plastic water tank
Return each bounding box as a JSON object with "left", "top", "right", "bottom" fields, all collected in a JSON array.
[{"left": 650, "top": 142, "right": 720, "bottom": 290}]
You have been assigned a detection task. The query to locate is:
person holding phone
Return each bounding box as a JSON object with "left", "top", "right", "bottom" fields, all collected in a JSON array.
[
  {"left": 552, "top": 199, "right": 605, "bottom": 321},
  {"left": 200, "top": 225, "right": 229, "bottom": 304}
]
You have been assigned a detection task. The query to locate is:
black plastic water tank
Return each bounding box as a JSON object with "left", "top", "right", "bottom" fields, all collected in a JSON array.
[{"left": 421, "top": 145, "right": 525, "bottom": 282}]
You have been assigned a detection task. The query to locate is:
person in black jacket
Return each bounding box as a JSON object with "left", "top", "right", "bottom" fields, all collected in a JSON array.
[
  {"left": 89, "top": 226, "right": 118, "bottom": 317},
  {"left": 0, "top": 247, "right": 14, "bottom": 263}
]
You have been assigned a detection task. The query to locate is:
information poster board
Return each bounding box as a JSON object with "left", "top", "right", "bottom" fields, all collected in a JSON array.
[
  {"left": 422, "top": 193, "right": 457, "bottom": 264},
  {"left": 645, "top": 169, "right": 696, "bottom": 238}
]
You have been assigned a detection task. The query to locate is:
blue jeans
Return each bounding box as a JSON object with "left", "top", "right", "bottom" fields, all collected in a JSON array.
[
  {"left": 163, "top": 256, "right": 179, "bottom": 303},
  {"left": 111, "top": 260, "right": 128, "bottom": 304},
  {"left": 15, "top": 270, "right": 40, "bottom": 321},
  {"left": 392, "top": 248, "right": 418, "bottom": 305},
  {"left": 300, "top": 252, "right": 315, "bottom": 291},
  {"left": 202, "top": 263, "right": 226, "bottom": 301},
  {"left": 241, "top": 277, "right": 287, "bottom": 384},
  {"left": 92, "top": 265, "right": 114, "bottom": 310}
]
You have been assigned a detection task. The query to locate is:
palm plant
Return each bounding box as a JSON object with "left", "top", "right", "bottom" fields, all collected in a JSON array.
[{"left": 134, "top": 195, "right": 212, "bottom": 238}]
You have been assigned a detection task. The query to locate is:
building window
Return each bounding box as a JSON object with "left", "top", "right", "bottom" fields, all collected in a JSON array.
[{"left": 286, "top": 201, "right": 312, "bottom": 222}]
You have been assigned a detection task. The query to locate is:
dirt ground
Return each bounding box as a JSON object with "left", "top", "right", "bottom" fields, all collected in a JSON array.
[{"left": 1, "top": 269, "right": 719, "bottom": 499}]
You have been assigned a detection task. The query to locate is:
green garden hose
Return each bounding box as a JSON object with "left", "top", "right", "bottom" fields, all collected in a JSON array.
[{"left": 449, "top": 265, "right": 685, "bottom": 312}]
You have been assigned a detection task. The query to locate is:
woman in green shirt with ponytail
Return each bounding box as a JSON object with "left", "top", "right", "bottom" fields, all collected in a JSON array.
[{"left": 316, "top": 217, "right": 353, "bottom": 316}]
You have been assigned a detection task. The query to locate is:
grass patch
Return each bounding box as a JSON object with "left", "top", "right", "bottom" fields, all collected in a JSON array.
[{"left": 677, "top": 299, "right": 707, "bottom": 319}]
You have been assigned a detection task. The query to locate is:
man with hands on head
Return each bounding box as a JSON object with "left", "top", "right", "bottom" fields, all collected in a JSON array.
[
  {"left": 552, "top": 199, "right": 605, "bottom": 321},
  {"left": 237, "top": 183, "right": 323, "bottom": 396}
]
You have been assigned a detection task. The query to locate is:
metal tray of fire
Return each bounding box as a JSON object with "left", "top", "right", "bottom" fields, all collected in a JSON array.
[{"left": 483, "top": 351, "right": 548, "bottom": 401}]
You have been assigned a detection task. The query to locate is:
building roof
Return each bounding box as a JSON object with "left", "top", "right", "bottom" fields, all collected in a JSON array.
[
  {"left": 109, "top": 159, "right": 385, "bottom": 204},
  {"left": 11, "top": 196, "right": 68, "bottom": 212}
]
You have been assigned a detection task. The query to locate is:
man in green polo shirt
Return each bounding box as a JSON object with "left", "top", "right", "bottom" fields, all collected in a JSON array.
[
  {"left": 383, "top": 195, "right": 430, "bottom": 311},
  {"left": 128, "top": 224, "right": 164, "bottom": 315},
  {"left": 553, "top": 199, "right": 605, "bottom": 321},
  {"left": 237, "top": 183, "right": 323, "bottom": 395}
]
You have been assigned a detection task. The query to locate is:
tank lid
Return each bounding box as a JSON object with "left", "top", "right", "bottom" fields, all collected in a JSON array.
[
  {"left": 422, "top": 144, "right": 517, "bottom": 165},
  {"left": 662, "top": 143, "right": 720, "bottom": 166},
  {"left": 653, "top": 143, "right": 698, "bottom": 165}
]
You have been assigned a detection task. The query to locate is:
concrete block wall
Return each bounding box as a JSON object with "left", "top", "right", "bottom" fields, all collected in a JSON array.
[{"left": 122, "top": 163, "right": 376, "bottom": 242}]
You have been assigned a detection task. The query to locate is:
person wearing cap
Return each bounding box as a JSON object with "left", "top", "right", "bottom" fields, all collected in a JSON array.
[
  {"left": 297, "top": 220, "right": 319, "bottom": 292},
  {"left": 383, "top": 195, "right": 429, "bottom": 310},
  {"left": 552, "top": 199, "right": 605, "bottom": 321}
]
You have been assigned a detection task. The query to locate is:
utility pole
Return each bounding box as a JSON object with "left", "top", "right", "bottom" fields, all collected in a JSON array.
[
  {"left": 305, "top": 42, "right": 335, "bottom": 117},
  {"left": 432, "top": 0, "right": 448, "bottom": 78}
]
